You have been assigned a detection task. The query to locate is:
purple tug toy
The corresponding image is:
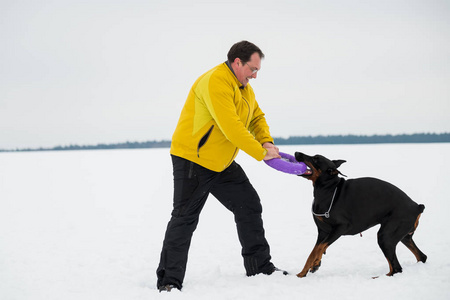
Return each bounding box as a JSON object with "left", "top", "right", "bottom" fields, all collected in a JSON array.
[{"left": 264, "top": 152, "right": 308, "bottom": 175}]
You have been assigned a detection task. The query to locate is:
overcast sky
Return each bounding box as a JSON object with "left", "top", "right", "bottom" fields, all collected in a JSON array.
[{"left": 1, "top": 0, "right": 449, "bottom": 149}]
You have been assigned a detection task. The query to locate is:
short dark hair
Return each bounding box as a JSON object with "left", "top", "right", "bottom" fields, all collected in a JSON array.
[{"left": 227, "top": 41, "right": 265, "bottom": 64}]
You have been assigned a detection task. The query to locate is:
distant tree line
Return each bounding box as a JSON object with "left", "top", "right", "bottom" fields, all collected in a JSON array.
[
  {"left": 1, "top": 140, "right": 171, "bottom": 152},
  {"left": 273, "top": 133, "right": 450, "bottom": 145},
  {"left": 1, "top": 133, "right": 449, "bottom": 152}
]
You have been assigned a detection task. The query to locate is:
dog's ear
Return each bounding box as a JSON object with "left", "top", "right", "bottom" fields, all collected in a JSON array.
[
  {"left": 332, "top": 160, "right": 346, "bottom": 168},
  {"left": 328, "top": 168, "right": 347, "bottom": 177}
]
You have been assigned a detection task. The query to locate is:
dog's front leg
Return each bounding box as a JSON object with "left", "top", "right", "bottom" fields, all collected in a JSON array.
[
  {"left": 297, "top": 242, "right": 328, "bottom": 278},
  {"left": 297, "top": 225, "right": 348, "bottom": 278},
  {"left": 297, "top": 228, "right": 329, "bottom": 277}
]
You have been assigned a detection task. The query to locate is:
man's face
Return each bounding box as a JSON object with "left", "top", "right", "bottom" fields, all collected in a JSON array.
[{"left": 235, "top": 52, "right": 261, "bottom": 87}]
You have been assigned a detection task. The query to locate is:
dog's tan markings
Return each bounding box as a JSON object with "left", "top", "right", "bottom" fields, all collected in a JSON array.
[
  {"left": 329, "top": 170, "right": 339, "bottom": 176},
  {"left": 402, "top": 213, "right": 427, "bottom": 263},
  {"left": 386, "top": 259, "right": 395, "bottom": 276},
  {"left": 402, "top": 238, "right": 424, "bottom": 262},
  {"left": 304, "top": 162, "right": 321, "bottom": 185},
  {"left": 311, "top": 170, "right": 321, "bottom": 185},
  {"left": 315, "top": 216, "right": 325, "bottom": 223},
  {"left": 297, "top": 243, "right": 329, "bottom": 278},
  {"left": 413, "top": 213, "right": 421, "bottom": 231}
]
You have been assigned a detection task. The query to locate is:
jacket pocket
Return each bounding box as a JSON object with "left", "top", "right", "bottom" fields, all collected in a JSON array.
[{"left": 197, "top": 125, "right": 214, "bottom": 158}]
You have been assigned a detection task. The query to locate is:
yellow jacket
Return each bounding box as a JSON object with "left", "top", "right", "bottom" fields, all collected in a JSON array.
[{"left": 170, "top": 62, "right": 274, "bottom": 172}]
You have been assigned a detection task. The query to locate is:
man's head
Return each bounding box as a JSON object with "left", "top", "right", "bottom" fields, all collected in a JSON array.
[{"left": 228, "top": 41, "right": 264, "bottom": 87}]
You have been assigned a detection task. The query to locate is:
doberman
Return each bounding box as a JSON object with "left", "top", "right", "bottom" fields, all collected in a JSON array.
[{"left": 294, "top": 152, "right": 427, "bottom": 278}]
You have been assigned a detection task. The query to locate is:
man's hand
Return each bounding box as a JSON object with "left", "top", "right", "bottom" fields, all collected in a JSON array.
[{"left": 263, "top": 142, "right": 281, "bottom": 160}]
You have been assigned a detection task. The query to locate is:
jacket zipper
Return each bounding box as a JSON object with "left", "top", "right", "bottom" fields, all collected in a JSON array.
[
  {"left": 197, "top": 125, "right": 214, "bottom": 158},
  {"left": 241, "top": 96, "right": 251, "bottom": 127},
  {"left": 225, "top": 147, "right": 238, "bottom": 168},
  {"left": 223, "top": 96, "right": 251, "bottom": 167}
]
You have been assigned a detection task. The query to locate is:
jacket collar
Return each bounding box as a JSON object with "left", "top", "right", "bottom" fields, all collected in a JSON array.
[{"left": 225, "top": 60, "right": 245, "bottom": 89}]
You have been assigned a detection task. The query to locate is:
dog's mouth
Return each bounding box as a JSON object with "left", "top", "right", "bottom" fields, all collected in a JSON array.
[
  {"left": 303, "top": 167, "right": 313, "bottom": 176},
  {"left": 294, "top": 153, "right": 314, "bottom": 177},
  {"left": 300, "top": 163, "right": 313, "bottom": 177}
]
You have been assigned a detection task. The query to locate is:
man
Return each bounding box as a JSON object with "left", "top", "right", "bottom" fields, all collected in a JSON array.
[{"left": 156, "top": 41, "right": 285, "bottom": 292}]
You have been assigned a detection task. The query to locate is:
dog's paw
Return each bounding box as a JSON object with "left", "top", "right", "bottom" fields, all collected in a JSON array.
[
  {"left": 310, "top": 261, "right": 321, "bottom": 273},
  {"left": 296, "top": 271, "right": 307, "bottom": 278}
]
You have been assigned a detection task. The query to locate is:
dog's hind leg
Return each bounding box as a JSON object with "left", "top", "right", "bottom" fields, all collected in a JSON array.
[
  {"left": 377, "top": 222, "right": 403, "bottom": 276},
  {"left": 400, "top": 214, "right": 427, "bottom": 263},
  {"left": 401, "top": 235, "right": 427, "bottom": 263}
]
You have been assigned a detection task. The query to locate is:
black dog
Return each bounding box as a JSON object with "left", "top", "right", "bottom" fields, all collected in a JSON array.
[{"left": 294, "top": 152, "right": 427, "bottom": 278}]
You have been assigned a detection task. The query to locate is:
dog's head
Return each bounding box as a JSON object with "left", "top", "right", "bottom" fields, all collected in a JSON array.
[{"left": 295, "top": 152, "right": 346, "bottom": 184}]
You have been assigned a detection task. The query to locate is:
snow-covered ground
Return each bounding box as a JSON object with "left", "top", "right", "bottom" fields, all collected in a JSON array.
[{"left": 1, "top": 143, "right": 449, "bottom": 300}]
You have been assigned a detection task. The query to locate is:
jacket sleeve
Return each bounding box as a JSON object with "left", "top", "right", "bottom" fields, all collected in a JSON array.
[{"left": 202, "top": 74, "right": 267, "bottom": 161}]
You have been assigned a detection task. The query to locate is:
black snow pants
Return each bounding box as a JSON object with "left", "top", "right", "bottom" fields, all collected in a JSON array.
[{"left": 156, "top": 155, "right": 274, "bottom": 289}]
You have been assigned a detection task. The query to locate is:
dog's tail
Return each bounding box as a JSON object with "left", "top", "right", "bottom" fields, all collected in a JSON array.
[{"left": 418, "top": 204, "right": 425, "bottom": 213}]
